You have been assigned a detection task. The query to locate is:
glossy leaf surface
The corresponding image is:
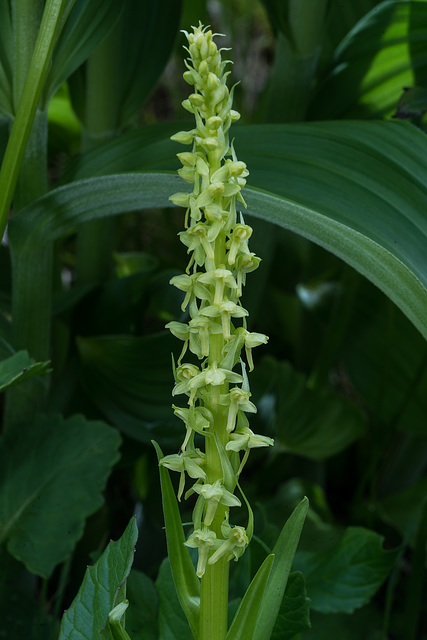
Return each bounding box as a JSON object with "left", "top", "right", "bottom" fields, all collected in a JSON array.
[
  {"left": 59, "top": 516, "right": 138, "bottom": 640},
  {"left": 0, "top": 413, "right": 121, "bottom": 577},
  {"left": 312, "top": 0, "right": 427, "bottom": 119},
  {"left": 9, "top": 120, "right": 427, "bottom": 343}
]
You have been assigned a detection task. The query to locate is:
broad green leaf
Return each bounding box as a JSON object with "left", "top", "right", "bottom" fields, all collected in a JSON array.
[
  {"left": 9, "top": 120, "right": 427, "bottom": 342},
  {"left": 44, "top": 0, "right": 124, "bottom": 103},
  {"left": 253, "top": 498, "right": 309, "bottom": 640},
  {"left": 312, "top": 0, "right": 427, "bottom": 119},
  {"left": 293, "top": 527, "right": 398, "bottom": 614},
  {"left": 153, "top": 442, "right": 200, "bottom": 638},
  {"left": 271, "top": 572, "right": 311, "bottom": 640},
  {"left": 225, "top": 554, "right": 274, "bottom": 640},
  {"left": 0, "top": 413, "right": 121, "bottom": 577},
  {"left": 77, "top": 333, "right": 181, "bottom": 446},
  {"left": 126, "top": 570, "right": 159, "bottom": 640},
  {"left": 274, "top": 360, "right": 366, "bottom": 459},
  {"left": 59, "top": 516, "right": 138, "bottom": 640},
  {"left": 0, "top": 349, "right": 50, "bottom": 392},
  {"left": 155, "top": 559, "right": 193, "bottom": 640},
  {"left": 116, "top": 0, "right": 183, "bottom": 125}
]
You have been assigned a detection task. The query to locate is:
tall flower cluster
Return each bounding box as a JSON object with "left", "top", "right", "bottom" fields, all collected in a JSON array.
[{"left": 160, "top": 23, "right": 273, "bottom": 579}]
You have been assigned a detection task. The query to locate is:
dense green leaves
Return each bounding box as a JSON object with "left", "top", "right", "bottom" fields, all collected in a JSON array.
[
  {"left": 22, "top": 118, "right": 427, "bottom": 341},
  {"left": 126, "top": 570, "right": 159, "bottom": 640},
  {"left": 59, "top": 516, "right": 138, "bottom": 640},
  {"left": 0, "top": 413, "right": 121, "bottom": 577},
  {"left": 294, "top": 527, "right": 398, "bottom": 614},
  {"left": 0, "top": 349, "right": 50, "bottom": 392}
]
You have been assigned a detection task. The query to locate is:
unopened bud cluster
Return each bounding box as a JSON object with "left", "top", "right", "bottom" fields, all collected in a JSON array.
[{"left": 160, "top": 23, "right": 273, "bottom": 579}]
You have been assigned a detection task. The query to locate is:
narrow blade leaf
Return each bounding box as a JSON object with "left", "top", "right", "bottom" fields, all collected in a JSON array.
[
  {"left": 253, "top": 497, "right": 309, "bottom": 640},
  {"left": 153, "top": 441, "right": 200, "bottom": 638},
  {"left": 225, "top": 554, "right": 274, "bottom": 640}
]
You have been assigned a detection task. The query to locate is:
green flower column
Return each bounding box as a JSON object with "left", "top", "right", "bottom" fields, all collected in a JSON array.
[{"left": 160, "top": 24, "right": 273, "bottom": 640}]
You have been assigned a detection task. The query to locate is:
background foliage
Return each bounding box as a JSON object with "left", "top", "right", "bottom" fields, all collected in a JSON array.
[{"left": 0, "top": 0, "right": 426, "bottom": 638}]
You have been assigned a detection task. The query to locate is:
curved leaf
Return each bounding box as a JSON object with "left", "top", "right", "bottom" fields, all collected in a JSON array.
[
  {"left": 153, "top": 441, "right": 200, "bottom": 638},
  {"left": 77, "top": 332, "right": 181, "bottom": 446},
  {"left": 8, "top": 120, "right": 427, "bottom": 342},
  {"left": 44, "top": 0, "right": 124, "bottom": 102},
  {"left": 0, "top": 2, "right": 13, "bottom": 115},
  {"left": 226, "top": 554, "right": 274, "bottom": 640},
  {"left": 253, "top": 498, "right": 309, "bottom": 640},
  {"left": 312, "top": 0, "right": 427, "bottom": 119},
  {"left": 0, "top": 349, "right": 50, "bottom": 392}
]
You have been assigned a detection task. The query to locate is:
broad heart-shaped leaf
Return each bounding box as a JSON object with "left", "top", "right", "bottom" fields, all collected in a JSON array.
[
  {"left": 225, "top": 554, "right": 274, "bottom": 640},
  {"left": 273, "top": 360, "right": 366, "bottom": 459},
  {"left": 44, "top": 0, "right": 124, "bottom": 103},
  {"left": 271, "top": 572, "right": 311, "bottom": 640},
  {"left": 253, "top": 498, "right": 309, "bottom": 640},
  {"left": 0, "top": 349, "right": 50, "bottom": 392},
  {"left": 0, "top": 413, "right": 121, "bottom": 578},
  {"left": 293, "top": 527, "right": 398, "bottom": 614},
  {"left": 77, "top": 332, "right": 181, "bottom": 447},
  {"left": 312, "top": 0, "right": 427, "bottom": 119},
  {"left": 59, "top": 516, "right": 138, "bottom": 640},
  {"left": 8, "top": 120, "right": 427, "bottom": 342},
  {"left": 153, "top": 442, "right": 200, "bottom": 639}
]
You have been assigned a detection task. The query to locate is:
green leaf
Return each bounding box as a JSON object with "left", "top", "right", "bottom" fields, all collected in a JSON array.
[
  {"left": 9, "top": 119, "right": 427, "bottom": 342},
  {"left": 77, "top": 333, "right": 181, "bottom": 446},
  {"left": 155, "top": 559, "right": 193, "bottom": 640},
  {"left": 0, "top": 2, "right": 13, "bottom": 116},
  {"left": 293, "top": 527, "right": 398, "bottom": 614},
  {"left": 271, "top": 572, "right": 311, "bottom": 640},
  {"left": 253, "top": 497, "right": 309, "bottom": 640},
  {"left": 44, "top": 0, "right": 124, "bottom": 102},
  {"left": 126, "top": 570, "right": 159, "bottom": 640},
  {"left": 0, "top": 349, "right": 51, "bottom": 392},
  {"left": 377, "top": 476, "right": 427, "bottom": 547},
  {"left": 312, "top": 0, "right": 427, "bottom": 119},
  {"left": 0, "top": 0, "right": 71, "bottom": 241},
  {"left": 59, "top": 516, "right": 138, "bottom": 640},
  {"left": 0, "top": 413, "right": 121, "bottom": 577},
  {"left": 225, "top": 554, "right": 274, "bottom": 640},
  {"left": 153, "top": 441, "right": 200, "bottom": 638},
  {"left": 274, "top": 360, "right": 366, "bottom": 459},
  {"left": 301, "top": 606, "right": 383, "bottom": 640},
  {"left": 115, "top": 0, "right": 183, "bottom": 125}
]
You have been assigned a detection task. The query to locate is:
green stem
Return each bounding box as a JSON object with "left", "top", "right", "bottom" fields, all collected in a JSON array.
[
  {"left": 2, "top": 1, "right": 69, "bottom": 430},
  {"left": 75, "top": 24, "right": 121, "bottom": 285},
  {"left": 0, "top": 0, "right": 69, "bottom": 240}
]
